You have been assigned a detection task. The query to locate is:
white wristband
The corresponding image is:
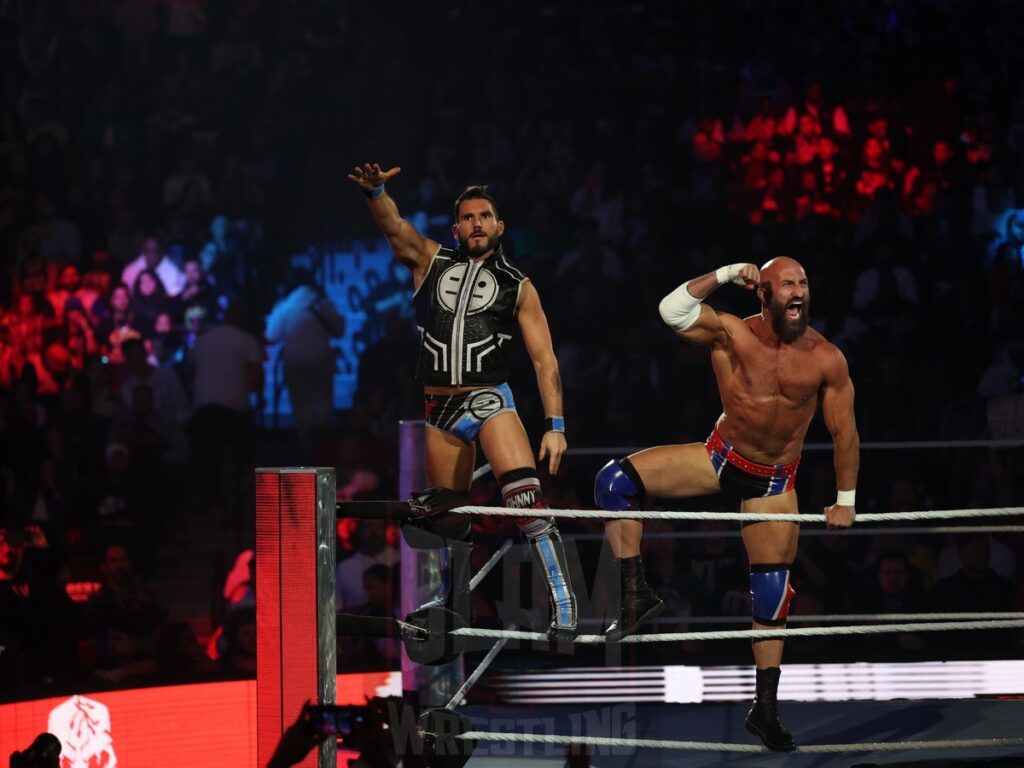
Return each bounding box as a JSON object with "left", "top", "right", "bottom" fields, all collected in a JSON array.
[
  {"left": 658, "top": 280, "right": 703, "bottom": 332},
  {"left": 715, "top": 263, "right": 747, "bottom": 286},
  {"left": 836, "top": 490, "right": 856, "bottom": 506}
]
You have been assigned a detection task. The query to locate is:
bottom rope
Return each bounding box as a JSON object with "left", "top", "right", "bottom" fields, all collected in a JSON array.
[
  {"left": 451, "top": 617, "right": 1024, "bottom": 643},
  {"left": 456, "top": 731, "right": 1024, "bottom": 754}
]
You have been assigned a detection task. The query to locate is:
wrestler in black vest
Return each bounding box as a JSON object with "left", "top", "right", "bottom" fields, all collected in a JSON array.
[{"left": 414, "top": 244, "right": 525, "bottom": 387}]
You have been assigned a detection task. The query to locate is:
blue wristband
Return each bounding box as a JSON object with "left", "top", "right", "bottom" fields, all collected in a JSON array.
[
  {"left": 545, "top": 416, "right": 565, "bottom": 433},
  {"left": 365, "top": 184, "right": 385, "bottom": 200}
]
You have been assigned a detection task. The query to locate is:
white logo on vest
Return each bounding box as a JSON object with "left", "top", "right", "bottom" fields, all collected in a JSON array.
[{"left": 436, "top": 264, "right": 498, "bottom": 314}]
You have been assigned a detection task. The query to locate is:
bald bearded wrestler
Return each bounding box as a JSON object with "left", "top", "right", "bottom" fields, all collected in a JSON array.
[{"left": 594, "top": 257, "right": 860, "bottom": 750}]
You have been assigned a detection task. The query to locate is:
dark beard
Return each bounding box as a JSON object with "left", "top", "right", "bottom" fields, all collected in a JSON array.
[
  {"left": 459, "top": 232, "right": 499, "bottom": 258},
  {"left": 768, "top": 296, "right": 810, "bottom": 343}
]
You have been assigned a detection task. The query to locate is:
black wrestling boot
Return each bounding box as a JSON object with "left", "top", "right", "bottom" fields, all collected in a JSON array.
[
  {"left": 744, "top": 666, "right": 796, "bottom": 752},
  {"left": 604, "top": 556, "right": 664, "bottom": 642},
  {"left": 415, "top": 540, "right": 473, "bottom": 626}
]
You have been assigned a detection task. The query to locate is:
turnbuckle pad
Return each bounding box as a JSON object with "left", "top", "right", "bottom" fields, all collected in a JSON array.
[
  {"left": 418, "top": 707, "right": 476, "bottom": 768},
  {"left": 404, "top": 487, "right": 472, "bottom": 546},
  {"left": 402, "top": 606, "right": 467, "bottom": 666},
  {"left": 401, "top": 514, "right": 471, "bottom": 548}
]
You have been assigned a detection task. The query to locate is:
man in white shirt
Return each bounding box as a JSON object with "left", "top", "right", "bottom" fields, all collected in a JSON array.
[{"left": 122, "top": 237, "right": 186, "bottom": 297}]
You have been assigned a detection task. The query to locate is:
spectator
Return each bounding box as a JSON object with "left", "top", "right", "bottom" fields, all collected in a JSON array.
[
  {"left": 853, "top": 137, "right": 897, "bottom": 202},
  {"left": 219, "top": 604, "right": 257, "bottom": 676},
  {"left": 121, "top": 237, "right": 186, "bottom": 298},
  {"left": 190, "top": 301, "right": 263, "bottom": 516},
  {"left": 62, "top": 298, "right": 100, "bottom": 370},
  {"left": 173, "top": 258, "right": 219, "bottom": 326},
  {"left": 338, "top": 564, "right": 399, "bottom": 670},
  {"left": 932, "top": 534, "right": 1013, "bottom": 611},
  {"left": 118, "top": 338, "right": 190, "bottom": 425},
  {"left": 687, "top": 521, "right": 748, "bottom": 616},
  {"left": 552, "top": 218, "right": 625, "bottom": 292},
  {"left": 86, "top": 542, "right": 165, "bottom": 642},
  {"left": 857, "top": 550, "right": 928, "bottom": 613},
  {"left": 781, "top": 78, "right": 851, "bottom": 139},
  {"left": 198, "top": 214, "right": 246, "bottom": 292},
  {"left": 95, "top": 285, "right": 141, "bottom": 363},
  {"left": 92, "top": 610, "right": 156, "bottom": 685},
  {"left": 154, "top": 621, "right": 220, "bottom": 683},
  {"left": 110, "top": 381, "right": 189, "bottom": 470},
  {"left": 130, "top": 269, "right": 171, "bottom": 339},
  {"left": 335, "top": 520, "right": 398, "bottom": 610},
  {"left": 851, "top": 243, "right": 921, "bottom": 314},
  {"left": 264, "top": 268, "right": 345, "bottom": 456},
  {"left": 641, "top": 519, "right": 699, "bottom": 629},
  {"left": 47, "top": 264, "right": 101, "bottom": 326}
]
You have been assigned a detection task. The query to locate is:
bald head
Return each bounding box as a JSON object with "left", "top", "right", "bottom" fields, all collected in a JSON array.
[
  {"left": 758, "top": 257, "right": 811, "bottom": 342},
  {"left": 759, "top": 257, "right": 805, "bottom": 286}
]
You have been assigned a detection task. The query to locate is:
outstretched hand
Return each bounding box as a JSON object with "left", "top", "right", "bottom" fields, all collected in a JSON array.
[{"left": 347, "top": 162, "right": 401, "bottom": 192}]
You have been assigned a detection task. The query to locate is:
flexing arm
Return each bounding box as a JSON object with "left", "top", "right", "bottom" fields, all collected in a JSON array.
[
  {"left": 658, "top": 263, "right": 759, "bottom": 346},
  {"left": 821, "top": 347, "right": 859, "bottom": 528},
  {"left": 517, "top": 281, "right": 567, "bottom": 475},
  {"left": 347, "top": 163, "right": 439, "bottom": 285}
]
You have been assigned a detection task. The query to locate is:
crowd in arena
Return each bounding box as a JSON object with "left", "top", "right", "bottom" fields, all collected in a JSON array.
[{"left": 1, "top": 0, "right": 1022, "bottom": 699}]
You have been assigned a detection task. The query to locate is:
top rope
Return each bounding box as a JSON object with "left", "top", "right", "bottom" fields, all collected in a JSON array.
[{"left": 450, "top": 506, "right": 1024, "bottom": 523}]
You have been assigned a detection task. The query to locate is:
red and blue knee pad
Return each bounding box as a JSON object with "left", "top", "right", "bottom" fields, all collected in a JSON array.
[{"left": 750, "top": 563, "right": 796, "bottom": 626}]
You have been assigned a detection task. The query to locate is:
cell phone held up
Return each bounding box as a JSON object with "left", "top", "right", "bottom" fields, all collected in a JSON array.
[{"left": 305, "top": 703, "right": 363, "bottom": 740}]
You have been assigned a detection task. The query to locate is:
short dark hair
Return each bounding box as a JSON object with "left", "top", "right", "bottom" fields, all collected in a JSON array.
[
  {"left": 878, "top": 550, "right": 908, "bottom": 567},
  {"left": 453, "top": 185, "right": 499, "bottom": 221}
]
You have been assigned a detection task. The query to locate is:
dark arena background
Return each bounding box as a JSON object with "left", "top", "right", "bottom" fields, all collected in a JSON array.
[{"left": 1, "top": 1, "right": 1023, "bottom": 767}]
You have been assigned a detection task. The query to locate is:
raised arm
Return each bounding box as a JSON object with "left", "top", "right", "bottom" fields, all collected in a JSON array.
[
  {"left": 658, "top": 263, "right": 759, "bottom": 346},
  {"left": 821, "top": 346, "right": 859, "bottom": 528},
  {"left": 517, "top": 280, "right": 566, "bottom": 475},
  {"left": 347, "top": 163, "right": 439, "bottom": 287}
]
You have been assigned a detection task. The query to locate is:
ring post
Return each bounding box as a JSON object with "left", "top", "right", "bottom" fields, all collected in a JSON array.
[{"left": 255, "top": 468, "right": 337, "bottom": 768}]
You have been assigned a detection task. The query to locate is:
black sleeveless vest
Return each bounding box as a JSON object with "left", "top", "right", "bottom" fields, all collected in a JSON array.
[{"left": 414, "top": 244, "right": 526, "bottom": 386}]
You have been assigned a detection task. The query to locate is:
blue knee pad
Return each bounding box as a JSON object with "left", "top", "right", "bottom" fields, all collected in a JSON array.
[
  {"left": 594, "top": 458, "right": 646, "bottom": 511},
  {"left": 750, "top": 564, "right": 796, "bottom": 626}
]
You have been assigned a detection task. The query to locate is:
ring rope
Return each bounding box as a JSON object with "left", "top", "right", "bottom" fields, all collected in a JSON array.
[
  {"left": 468, "top": 538, "right": 511, "bottom": 591},
  {"left": 452, "top": 731, "right": 1024, "bottom": 754},
  {"left": 445, "top": 632, "right": 510, "bottom": 711},
  {"left": 451, "top": 506, "right": 1023, "bottom": 523},
  {"left": 576, "top": 611, "right": 1024, "bottom": 626},
  {"left": 570, "top": 525, "right": 1024, "bottom": 540},
  {"left": 451, "top": 618, "right": 1024, "bottom": 643},
  {"left": 559, "top": 439, "right": 1024, "bottom": 455}
]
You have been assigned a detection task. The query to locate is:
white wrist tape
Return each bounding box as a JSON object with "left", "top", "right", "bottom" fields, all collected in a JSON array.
[
  {"left": 658, "top": 281, "right": 703, "bottom": 331},
  {"left": 836, "top": 490, "right": 856, "bottom": 506},
  {"left": 716, "top": 266, "right": 749, "bottom": 286}
]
